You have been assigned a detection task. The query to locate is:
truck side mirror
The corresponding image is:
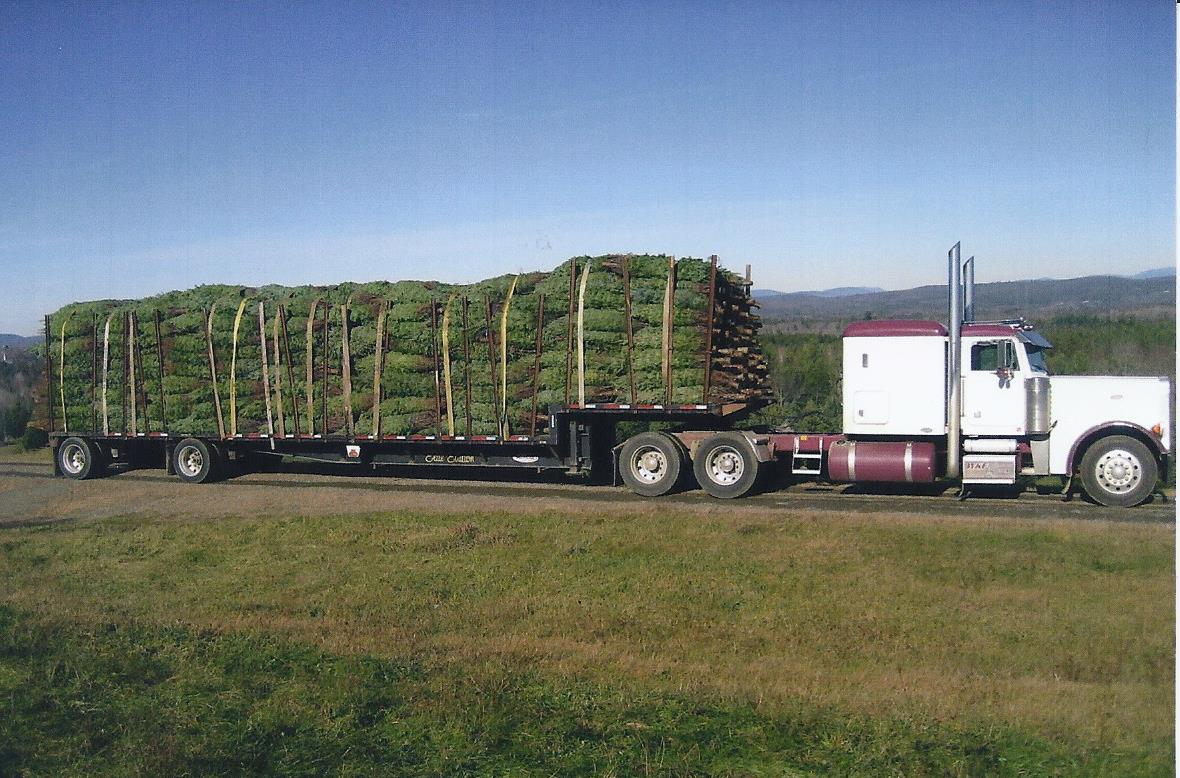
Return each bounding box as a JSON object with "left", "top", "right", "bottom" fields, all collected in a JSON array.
[
  {"left": 995, "top": 340, "right": 1015, "bottom": 382},
  {"left": 1001, "top": 340, "right": 1018, "bottom": 369}
]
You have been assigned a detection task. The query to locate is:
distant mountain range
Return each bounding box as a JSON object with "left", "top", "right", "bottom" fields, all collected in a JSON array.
[
  {"left": 754, "top": 286, "right": 885, "bottom": 298},
  {"left": 1132, "top": 267, "right": 1176, "bottom": 280},
  {"left": 756, "top": 269, "right": 1175, "bottom": 322},
  {"left": 0, "top": 334, "right": 38, "bottom": 350},
  {"left": 756, "top": 269, "right": 1174, "bottom": 301}
]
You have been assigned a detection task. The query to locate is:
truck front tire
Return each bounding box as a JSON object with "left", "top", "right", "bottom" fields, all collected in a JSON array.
[
  {"left": 693, "top": 432, "right": 762, "bottom": 499},
  {"left": 619, "top": 432, "right": 685, "bottom": 497},
  {"left": 173, "top": 438, "right": 221, "bottom": 484},
  {"left": 57, "top": 436, "right": 106, "bottom": 480},
  {"left": 1079, "top": 435, "right": 1158, "bottom": 508}
]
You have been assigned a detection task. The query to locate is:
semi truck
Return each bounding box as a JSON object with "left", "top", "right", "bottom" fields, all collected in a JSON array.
[{"left": 49, "top": 243, "right": 1171, "bottom": 508}]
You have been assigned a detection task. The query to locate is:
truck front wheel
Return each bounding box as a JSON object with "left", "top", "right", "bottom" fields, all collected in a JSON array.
[
  {"left": 1079, "top": 435, "right": 1158, "bottom": 508},
  {"left": 619, "top": 432, "right": 685, "bottom": 497}
]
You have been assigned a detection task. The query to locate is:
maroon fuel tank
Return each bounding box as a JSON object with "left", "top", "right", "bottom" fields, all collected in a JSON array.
[{"left": 826, "top": 440, "right": 937, "bottom": 483}]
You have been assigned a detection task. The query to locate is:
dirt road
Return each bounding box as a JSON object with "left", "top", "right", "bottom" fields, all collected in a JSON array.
[{"left": 0, "top": 457, "right": 1172, "bottom": 526}]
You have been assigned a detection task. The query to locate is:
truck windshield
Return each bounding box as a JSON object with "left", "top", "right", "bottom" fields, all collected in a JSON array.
[{"left": 1026, "top": 346, "right": 1050, "bottom": 374}]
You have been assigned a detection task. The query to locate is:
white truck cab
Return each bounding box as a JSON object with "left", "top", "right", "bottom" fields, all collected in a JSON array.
[{"left": 840, "top": 247, "right": 1171, "bottom": 507}]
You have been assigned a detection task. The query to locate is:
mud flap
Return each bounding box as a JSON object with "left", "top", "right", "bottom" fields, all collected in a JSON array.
[{"left": 610, "top": 442, "right": 624, "bottom": 487}]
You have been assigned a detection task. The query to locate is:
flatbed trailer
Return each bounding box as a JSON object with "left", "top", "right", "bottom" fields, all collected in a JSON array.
[{"left": 49, "top": 401, "right": 770, "bottom": 489}]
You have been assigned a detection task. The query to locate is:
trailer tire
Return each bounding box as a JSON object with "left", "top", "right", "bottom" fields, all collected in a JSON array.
[
  {"left": 694, "top": 431, "right": 762, "bottom": 499},
  {"left": 58, "top": 436, "right": 105, "bottom": 480},
  {"left": 1079, "top": 434, "right": 1157, "bottom": 508},
  {"left": 619, "top": 432, "right": 685, "bottom": 497},
  {"left": 173, "top": 438, "right": 221, "bottom": 484}
]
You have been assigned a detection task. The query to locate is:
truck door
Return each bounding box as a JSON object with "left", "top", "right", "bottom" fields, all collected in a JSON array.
[{"left": 961, "top": 339, "right": 1026, "bottom": 435}]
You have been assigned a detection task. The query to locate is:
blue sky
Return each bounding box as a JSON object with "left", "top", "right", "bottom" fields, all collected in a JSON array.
[{"left": 1, "top": 0, "right": 1174, "bottom": 333}]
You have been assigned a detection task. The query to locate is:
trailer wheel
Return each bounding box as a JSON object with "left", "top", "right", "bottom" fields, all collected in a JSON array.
[
  {"left": 619, "top": 432, "right": 685, "bottom": 497},
  {"left": 694, "top": 432, "right": 762, "bottom": 499},
  {"left": 58, "top": 436, "right": 105, "bottom": 480},
  {"left": 173, "top": 438, "right": 221, "bottom": 484},
  {"left": 1079, "top": 435, "right": 1157, "bottom": 508}
]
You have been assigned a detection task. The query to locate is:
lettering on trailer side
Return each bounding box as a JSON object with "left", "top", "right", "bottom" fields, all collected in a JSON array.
[{"left": 424, "top": 455, "right": 477, "bottom": 464}]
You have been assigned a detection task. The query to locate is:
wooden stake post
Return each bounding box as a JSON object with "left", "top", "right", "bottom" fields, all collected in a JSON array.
[
  {"left": 372, "top": 301, "right": 387, "bottom": 439},
  {"left": 133, "top": 312, "right": 150, "bottom": 434},
  {"left": 58, "top": 314, "right": 71, "bottom": 433},
  {"left": 127, "top": 311, "right": 137, "bottom": 436},
  {"left": 258, "top": 303, "right": 275, "bottom": 446},
  {"left": 120, "top": 313, "right": 128, "bottom": 435},
  {"left": 441, "top": 297, "right": 456, "bottom": 437},
  {"left": 461, "top": 297, "right": 473, "bottom": 436},
  {"left": 484, "top": 298, "right": 500, "bottom": 436},
  {"left": 154, "top": 310, "right": 167, "bottom": 433},
  {"left": 321, "top": 308, "right": 328, "bottom": 436},
  {"left": 661, "top": 256, "right": 677, "bottom": 404},
  {"left": 576, "top": 259, "right": 591, "bottom": 406},
  {"left": 102, "top": 314, "right": 112, "bottom": 436},
  {"left": 90, "top": 316, "right": 98, "bottom": 434},
  {"left": 44, "top": 315, "right": 54, "bottom": 434},
  {"left": 429, "top": 299, "right": 442, "bottom": 437},
  {"left": 564, "top": 260, "right": 575, "bottom": 404},
  {"left": 622, "top": 256, "right": 637, "bottom": 404},
  {"left": 205, "top": 305, "right": 225, "bottom": 439},
  {"left": 529, "top": 293, "right": 545, "bottom": 436},
  {"left": 340, "top": 302, "right": 354, "bottom": 439},
  {"left": 703, "top": 255, "right": 718, "bottom": 403},
  {"left": 279, "top": 306, "right": 299, "bottom": 437}
]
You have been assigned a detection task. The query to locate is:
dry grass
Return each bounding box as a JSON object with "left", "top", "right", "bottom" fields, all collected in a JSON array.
[
  {"left": 0, "top": 443, "right": 51, "bottom": 464},
  {"left": 1, "top": 505, "right": 1172, "bottom": 764}
]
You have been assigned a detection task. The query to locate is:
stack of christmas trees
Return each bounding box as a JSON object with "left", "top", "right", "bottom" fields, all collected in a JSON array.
[{"left": 44, "top": 255, "right": 770, "bottom": 438}]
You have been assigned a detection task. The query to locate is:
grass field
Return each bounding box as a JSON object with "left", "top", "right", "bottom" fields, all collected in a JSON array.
[{"left": 0, "top": 493, "right": 1172, "bottom": 776}]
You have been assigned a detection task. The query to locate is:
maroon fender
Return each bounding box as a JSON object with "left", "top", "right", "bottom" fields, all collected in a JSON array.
[
  {"left": 827, "top": 440, "right": 937, "bottom": 483},
  {"left": 1065, "top": 422, "right": 1169, "bottom": 473}
]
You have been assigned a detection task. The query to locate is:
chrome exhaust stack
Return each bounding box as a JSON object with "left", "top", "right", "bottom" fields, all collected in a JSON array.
[
  {"left": 963, "top": 255, "right": 975, "bottom": 323},
  {"left": 947, "top": 242, "right": 963, "bottom": 479}
]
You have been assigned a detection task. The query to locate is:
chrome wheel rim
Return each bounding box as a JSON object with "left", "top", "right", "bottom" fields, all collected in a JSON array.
[
  {"left": 1095, "top": 448, "right": 1142, "bottom": 494},
  {"left": 61, "top": 443, "right": 86, "bottom": 475},
  {"left": 630, "top": 445, "right": 668, "bottom": 484},
  {"left": 705, "top": 445, "right": 744, "bottom": 486},
  {"left": 177, "top": 445, "right": 204, "bottom": 478}
]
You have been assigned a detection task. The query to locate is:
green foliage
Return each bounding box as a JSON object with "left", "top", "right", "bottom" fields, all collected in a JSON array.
[
  {"left": 1037, "top": 316, "right": 1175, "bottom": 379},
  {"left": 17, "top": 425, "right": 47, "bottom": 451},
  {"left": 2, "top": 404, "right": 30, "bottom": 441},
  {"left": 0, "top": 605, "right": 1158, "bottom": 777},
  {"left": 0, "top": 349, "right": 37, "bottom": 442},
  {"left": 754, "top": 331, "right": 843, "bottom": 431}
]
